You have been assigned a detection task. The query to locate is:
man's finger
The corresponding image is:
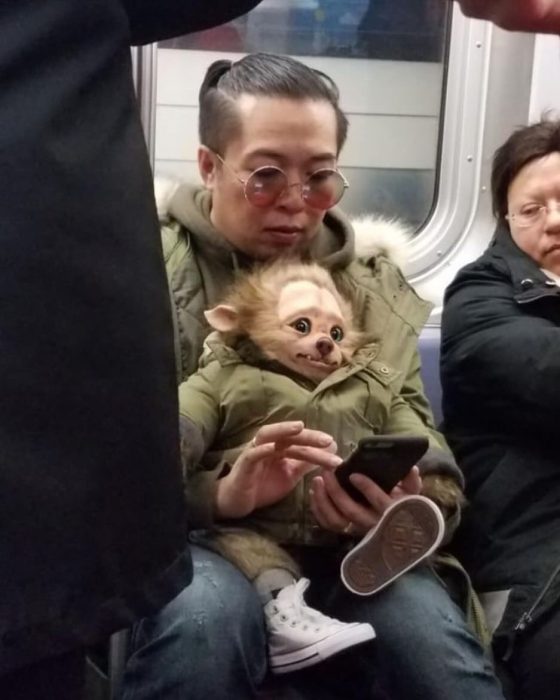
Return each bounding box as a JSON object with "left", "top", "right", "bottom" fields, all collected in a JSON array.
[
  {"left": 396, "top": 465, "right": 423, "bottom": 495},
  {"left": 309, "top": 476, "right": 349, "bottom": 531},
  {"left": 455, "top": 0, "right": 560, "bottom": 32},
  {"left": 279, "top": 444, "right": 342, "bottom": 469},
  {"left": 252, "top": 421, "right": 304, "bottom": 446},
  {"left": 322, "top": 471, "right": 383, "bottom": 527},
  {"left": 274, "top": 428, "right": 337, "bottom": 450},
  {"left": 345, "top": 472, "right": 393, "bottom": 514},
  {"left": 284, "top": 459, "right": 320, "bottom": 482},
  {"left": 237, "top": 442, "right": 276, "bottom": 474},
  {"left": 311, "top": 475, "right": 377, "bottom": 535}
]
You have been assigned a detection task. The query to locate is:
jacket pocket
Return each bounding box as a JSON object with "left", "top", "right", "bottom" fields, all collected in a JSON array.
[{"left": 360, "top": 361, "right": 402, "bottom": 435}]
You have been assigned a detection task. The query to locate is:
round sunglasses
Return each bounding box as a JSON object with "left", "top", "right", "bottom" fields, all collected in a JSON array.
[{"left": 215, "top": 154, "right": 349, "bottom": 210}]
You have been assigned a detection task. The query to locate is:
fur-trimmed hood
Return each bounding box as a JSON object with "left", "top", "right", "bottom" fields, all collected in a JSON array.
[
  {"left": 351, "top": 214, "right": 412, "bottom": 271},
  {"left": 155, "top": 176, "right": 412, "bottom": 270}
]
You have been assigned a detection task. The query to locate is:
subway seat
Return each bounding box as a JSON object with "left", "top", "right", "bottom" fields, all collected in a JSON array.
[{"left": 418, "top": 326, "right": 443, "bottom": 427}]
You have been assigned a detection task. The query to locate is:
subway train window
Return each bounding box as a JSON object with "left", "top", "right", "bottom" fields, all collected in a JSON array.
[
  {"left": 159, "top": 0, "right": 447, "bottom": 62},
  {"left": 153, "top": 0, "right": 450, "bottom": 229}
]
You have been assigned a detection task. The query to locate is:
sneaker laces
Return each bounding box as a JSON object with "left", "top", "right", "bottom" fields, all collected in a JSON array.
[{"left": 270, "top": 579, "right": 347, "bottom": 632}]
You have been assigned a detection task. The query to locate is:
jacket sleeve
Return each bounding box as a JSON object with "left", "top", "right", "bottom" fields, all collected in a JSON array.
[
  {"left": 386, "top": 316, "right": 462, "bottom": 478},
  {"left": 383, "top": 394, "right": 464, "bottom": 542},
  {"left": 178, "top": 367, "right": 222, "bottom": 528},
  {"left": 122, "top": 0, "right": 263, "bottom": 45},
  {"left": 400, "top": 343, "right": 443, "bottom": 436},
  {"left": 384, "top": 395, "right": 464, "bottom": 486},
  {"left": 441, "top": 262, "right": 560, "bottom": 437},
  {"left": 343, "top": 257, "right": 449, "bottom": 448}
]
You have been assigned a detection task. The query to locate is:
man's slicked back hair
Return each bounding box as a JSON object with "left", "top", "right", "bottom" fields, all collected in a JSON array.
[{"left": 198, "top": 53, "right": 349, "bottom": 156}]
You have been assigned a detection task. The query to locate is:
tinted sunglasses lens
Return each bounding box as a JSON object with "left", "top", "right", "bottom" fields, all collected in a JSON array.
[
  {"left": 304, "top": 170, "right": 347, "bottom": 209},
  {"left": 245, "top": 167, "right": 287, "bottom": 207}
]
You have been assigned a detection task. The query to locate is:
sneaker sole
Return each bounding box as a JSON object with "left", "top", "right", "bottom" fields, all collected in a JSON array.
[
  {"left": 269, "top": 623, "right": 375, "bottom": 674},
  {"left": 340, "top": 495, "right": 444, "bottom": 596}
]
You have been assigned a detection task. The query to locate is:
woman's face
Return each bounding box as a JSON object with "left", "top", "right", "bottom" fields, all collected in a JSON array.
[{"left": 507, "top": 152, "right": 560, "bottom": 274}]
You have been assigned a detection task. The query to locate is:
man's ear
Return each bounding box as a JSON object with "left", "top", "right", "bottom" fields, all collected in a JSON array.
[
  {"left": 198, "top": 146, "right": 217, "bottom": 189},
  {"left": 204, "top": 305, "right": 239, "bottom": 332}
]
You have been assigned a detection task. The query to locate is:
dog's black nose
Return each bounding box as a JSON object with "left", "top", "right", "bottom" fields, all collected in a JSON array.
[{"left": 316, "top": 337, "right": 334, "bottom": 357}]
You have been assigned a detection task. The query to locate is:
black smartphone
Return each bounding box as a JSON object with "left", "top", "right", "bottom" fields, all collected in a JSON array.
[{"left": 335, "top": 435, "right": 429, "bottom": 505}]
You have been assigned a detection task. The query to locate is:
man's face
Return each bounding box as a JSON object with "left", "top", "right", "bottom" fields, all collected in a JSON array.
[{"left": 198, "top": 95, "right": 340, "bottom": 260}]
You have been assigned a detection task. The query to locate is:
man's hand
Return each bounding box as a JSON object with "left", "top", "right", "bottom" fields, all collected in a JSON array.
[
  {"left": 309, "top": 465, "right": 423, "bottom": 537},
  {"left": 454, "top": 0, "right": 560, "bottom": 33},
  {"left": 215, "top": 421, "right": 342, "bottom": 519}
]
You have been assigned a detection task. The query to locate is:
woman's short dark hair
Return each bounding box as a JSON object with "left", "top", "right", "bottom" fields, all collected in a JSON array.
[
  {"left": 198, "top": 53, "right": 349, "bottom": 156},
  {"left": 492, "top": 119, "right": 560, "bottom": 222}
]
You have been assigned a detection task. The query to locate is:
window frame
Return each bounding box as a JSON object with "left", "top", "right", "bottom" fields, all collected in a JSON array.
[{"left": 406, "top": 9, "right": 535, "bottom": 318}]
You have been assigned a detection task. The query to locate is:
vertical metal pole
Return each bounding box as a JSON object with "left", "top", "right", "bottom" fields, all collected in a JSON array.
[{"left": 131, "top": 44, "right": 158, "bottom": 168}]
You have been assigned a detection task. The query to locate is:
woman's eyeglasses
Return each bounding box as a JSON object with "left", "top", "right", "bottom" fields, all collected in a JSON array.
[
  {"left": 214, "top": 153, "right": 349, "bottom": 210},
  {"left": 507, "top": 201, "right": 560, "bottom": 228}
]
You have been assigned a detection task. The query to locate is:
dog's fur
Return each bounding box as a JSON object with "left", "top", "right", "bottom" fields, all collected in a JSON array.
[{"left": 205, "top": 260, "right": 363, "bottom": 382}]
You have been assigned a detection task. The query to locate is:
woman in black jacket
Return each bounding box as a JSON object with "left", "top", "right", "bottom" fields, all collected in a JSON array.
[
  {"left": 441, "top": 119, "right": 560, "bottom": 699},
  {"left": 0, "top": 2, "right": 260, "bottom": 698}
]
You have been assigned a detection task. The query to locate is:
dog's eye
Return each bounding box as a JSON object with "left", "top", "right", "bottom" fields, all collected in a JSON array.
[
  {"left": 291, "top": 318, "right": 311, "bottom": 334},
  {"left": 330, "top": 326, "right": 344, "bottom": 342}
]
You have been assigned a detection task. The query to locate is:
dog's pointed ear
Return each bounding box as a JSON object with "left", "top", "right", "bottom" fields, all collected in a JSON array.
[{"left": 204, "top": 305, "right": 239, "bottom": 332}]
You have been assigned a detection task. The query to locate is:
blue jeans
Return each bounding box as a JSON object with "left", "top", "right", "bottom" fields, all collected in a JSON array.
[
  {"left": 119, "top": 540, "right": 505, "bottom": 700},
  {"left": 119, "top": 544, "right": 267, "bottom": 700}
]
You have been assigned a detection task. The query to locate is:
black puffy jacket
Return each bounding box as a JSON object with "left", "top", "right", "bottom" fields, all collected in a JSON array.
[
  {"left": 0, "top": 0, "right": 260, "bottom": 674},
  {"left": 441, "top": 223, "right": 560, "bottom": 659}
]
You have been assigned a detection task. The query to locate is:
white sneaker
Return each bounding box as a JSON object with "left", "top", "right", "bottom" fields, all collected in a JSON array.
[
  {"left": 264, "top": 578, "right": 375, "bottom": 675},
  {"left": 340, "top": 495, "right": 445, "bottom": 596}
]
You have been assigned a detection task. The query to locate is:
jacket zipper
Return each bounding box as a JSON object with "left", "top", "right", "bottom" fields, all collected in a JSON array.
[
  {"left": 502, "top": 560, "right": 560, "bottom": 661},
  {"left": 514, "top": 560, "right": 560, "bottom": 633}
]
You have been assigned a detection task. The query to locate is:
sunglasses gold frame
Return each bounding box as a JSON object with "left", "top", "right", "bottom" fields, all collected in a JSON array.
[{"left": 214, "top": 153, "right": 349, "bottom": 210}]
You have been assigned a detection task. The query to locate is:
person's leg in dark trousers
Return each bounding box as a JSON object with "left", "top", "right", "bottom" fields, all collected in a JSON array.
[
  {"left": 507, "top": 604, "right": 560, "bottom": 700},
  {"left": 0, "top": 649, "right": 85, "bottom": 700}
]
